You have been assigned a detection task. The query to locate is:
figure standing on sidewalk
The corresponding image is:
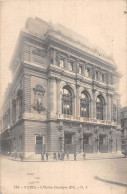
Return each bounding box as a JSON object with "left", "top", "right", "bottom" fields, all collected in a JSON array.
[
  {"left": 67, "top": 152, "right": 69, "bottom": 160},
  {"left": 41, "top": 153, "right": 44, "bottom": 161},
  {"left": 83, "top": 153, "right": 86, "bottom": 160},
  {"left": 46, "top": 153, "right": 49, "bottom": 161},
  {"left": 74, "top": 153, "right": 77, "bottom": 161},
  {"left": 53, "top": 153, "right": 57, "bottom": 160}
]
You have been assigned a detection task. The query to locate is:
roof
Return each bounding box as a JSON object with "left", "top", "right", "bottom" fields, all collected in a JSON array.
[{"left": 25, "top": 17, "right": 116, "bottom": 66}]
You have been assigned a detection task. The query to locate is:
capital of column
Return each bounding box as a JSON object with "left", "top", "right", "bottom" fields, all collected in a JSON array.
[
  {"left": 56, "top": 77, "right": 61, "bottom": 83},
  {"left": 48, "top": 76, "right": 56, "bottom": 81}
]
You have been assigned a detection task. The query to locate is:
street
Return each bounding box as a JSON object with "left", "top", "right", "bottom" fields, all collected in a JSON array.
[{"left": 1, "top": 156, "right": 127, "bottom": 194}]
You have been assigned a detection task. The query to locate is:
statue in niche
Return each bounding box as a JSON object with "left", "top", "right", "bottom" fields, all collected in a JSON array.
[{"left": 33, "top": 85, "right": 45, "bottom": 113}]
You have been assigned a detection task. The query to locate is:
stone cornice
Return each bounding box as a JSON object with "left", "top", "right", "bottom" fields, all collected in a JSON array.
[
  {"left": 45, "top": 34, "right": 116, "bottom": 71},
  {"left": 46, "top": 28, "right": 114, "bottom": 63}
]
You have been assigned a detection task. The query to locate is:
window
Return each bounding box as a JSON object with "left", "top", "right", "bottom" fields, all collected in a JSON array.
[
  {"left": 80, "top": 92, "right": 89, "bottom": 117},
  {"left": 79, "top": 65, "right": 83, "bottom": 74},
  {"left": 60, "top": 59, "right": 64, "bottom": 68},
  {"left": 83, "top": 135, "right": 89, "bottom": 145},
  {"left": 36, "top": 136, "right": 43, "bottom": 145},
  {"left": 86, "top": 68, "right": 90, "bottom": 78},
  {"left": 68, "top": 61, "right": 73, "bottom": 71},
  {"left": 62, "top": 86, "right": 73, "bottom": 115},
  {"left": 64, "top": 133, "right": 72, "bottom": 144},
  {"left": 96, "top": 95, "right": 104, "bottom": 120},
  {"left": 100, "top": 73, "right": 105, "bottom": 82},
  {"left": 95, "top": 71, "right": 99, "bottom": 80}
]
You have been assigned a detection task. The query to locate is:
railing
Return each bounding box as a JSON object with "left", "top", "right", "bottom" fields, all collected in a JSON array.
[{"left": 57, "top": 114, "right": 120, "bottom": 127}]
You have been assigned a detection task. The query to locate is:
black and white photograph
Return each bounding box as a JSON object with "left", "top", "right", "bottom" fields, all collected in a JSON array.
[{"left": 0, "top": 0, "right": 127, "bottom": 194}]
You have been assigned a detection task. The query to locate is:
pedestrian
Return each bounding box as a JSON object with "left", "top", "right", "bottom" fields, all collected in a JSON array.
[
  {"left": 58, "top": 153, "right": 60, "bottom": 160},
  {"left": 46, "top": 153, "right": 49, "bottom": 161},
  {"left": 14, "top": 152, "right": 17, "bottom": 160},
  {"left": 20, "top": 153, "right": 24, "bottom": 162},
  {"left": 83, "top": 153, "right": 86, "bottom": 160},
  {"left": 53, "top": 153, "right": 57, "bottom": 160},
  {"left": 67, "top": 153, "right": 69, "bottom": 160},
  {"left": 74, "top": 153, "right": 77, "bottom": 161},
  {"left": 41, "top": 153, "right": 44, "bottom": 161},
  {"left": 62, "top": 152, "right": 65, "bottom": 161}
]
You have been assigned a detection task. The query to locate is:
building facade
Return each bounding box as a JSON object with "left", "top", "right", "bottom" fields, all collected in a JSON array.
[
  {"left": 1, "top": 17, "right": 122, "bottom": 158},
  {"left": 121, "top": 107, "right": 127, "bottom": 139}
]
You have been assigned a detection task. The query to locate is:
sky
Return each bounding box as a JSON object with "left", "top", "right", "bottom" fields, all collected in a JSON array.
[{"left": 0, "top": 0, "right": 127, "bottom": 107}]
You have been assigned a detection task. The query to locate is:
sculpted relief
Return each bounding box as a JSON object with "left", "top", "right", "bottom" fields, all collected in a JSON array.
[{"left": 33, "top": 85, "right": 46, "bottom": 113}]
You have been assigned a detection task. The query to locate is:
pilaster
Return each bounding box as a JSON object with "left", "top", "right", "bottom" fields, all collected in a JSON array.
[
  {"left": 76, "top": 84, "right": 80, "bottom": 117},
  {"left": 92, "top": 89, "right": 96, "bottom": 119},
  {"left": 48, "top": 76, "right": 57, "bottom": 118}
]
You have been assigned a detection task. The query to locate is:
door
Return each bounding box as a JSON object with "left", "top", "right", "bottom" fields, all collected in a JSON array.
[
  {"left": 83, "top": 133, "right": 94, "bottom": 153},
  {"left": 64, "top": 132, "right": 76, "bottom": 154},
  {"left": 35, "top": 136, "right": 43, "bottom": 154}
]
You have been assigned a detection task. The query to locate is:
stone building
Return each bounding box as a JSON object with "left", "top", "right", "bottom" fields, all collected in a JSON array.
[
  {"left": 1, "top": 17, "right": 122, "bottom": 158},
  {"left": 121, "top": 107, "right": 127, "bottom": 140}
]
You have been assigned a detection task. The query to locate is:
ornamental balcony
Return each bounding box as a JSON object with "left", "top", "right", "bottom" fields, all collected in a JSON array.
[{"left": 57, "top": 114, "right": 120, "bottom": 127}]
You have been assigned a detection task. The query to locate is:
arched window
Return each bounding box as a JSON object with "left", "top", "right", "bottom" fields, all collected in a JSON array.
[
  {"left": 96, "top": 95, "right": 104, "bottom": 120},
  {"left": 80, "top": 92, "right": 89, "bottom": 117},
  {"left": 62, "top": 86, "right": 73, "bottom": 115}
]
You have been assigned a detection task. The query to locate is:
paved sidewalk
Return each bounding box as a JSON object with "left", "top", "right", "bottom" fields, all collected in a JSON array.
[{"left": 1, "top": 152, "right": 124, "bottom": 162}]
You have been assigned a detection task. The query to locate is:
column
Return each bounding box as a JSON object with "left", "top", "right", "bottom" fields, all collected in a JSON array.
[
  {"left": 76, "top": 84, "right": 80, "bottom": 117},
  {"left": 56, "top": 52, "right": 60, "bottom": 66},
  {"left": 117, "top": 99, "right": 121, "bottom": 125},
  {"left": 92, "top": 89, "right": 96, "bottom": 119},
  {"left": 60, "top": 130, "right": 64, "bottom": 153},
  {"left": 56, "top": 78, "right": 61, "bottom": 117},
  {"left": 48, "top": 76, "right": 57, "bottom": 118},
  {"left": 50, "top": 49, "right": 57, "bottom": 65},
  {"left": 111, "top": 95, "right": 113, "bottom": 122},
  {"left": 106, "top": 93, "right": 110, "bottom": 121},
  {"left": 64, "top": 57, "right": 68, "bottom": 69},
  {"left": 104, "top": 102, "right": 107, "bottom": 121},
  {"left": 90, "top": 99, "right": 93, "bottom": 119},
  {"left": 80, "top": 128, "right": 83, "bottom": 153}
]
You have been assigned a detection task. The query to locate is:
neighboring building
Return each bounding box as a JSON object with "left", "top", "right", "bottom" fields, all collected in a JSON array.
[
  {"left": 1, "top": 17, "right": 122, "bottom": 158},
  {"left": 121, "top": 107, "right": 127, "bottom": 139}
]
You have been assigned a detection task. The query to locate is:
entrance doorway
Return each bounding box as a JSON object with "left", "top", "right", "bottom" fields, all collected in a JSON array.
[
  {"left": 64, "top": 132, "right": 76, "bottom": 154},
  {"left": 99, "top": 134, "right": 108, "bottom": 153},
  {"left": 83, "top": 133, "right": 93, "bottom": 153},
  {"left": 35, "top": 136, "right": 44, "bottom": 154}
]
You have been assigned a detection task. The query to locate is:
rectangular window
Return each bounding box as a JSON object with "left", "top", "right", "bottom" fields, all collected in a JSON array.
[
  {"left": 36, "top": 136, "right": 43, "bottom": 144},
  {"left": 68, "top": 61, "right": 73, "bottom": 71},
  {"left": 96, "top": 71, "right": 99, "bottom": 80},
  {"left": 79, "top": 65, "right": 83, "bottom": 74},
  {"left": 60, "top": 59, "right": 64, "bottom": 68},
  {"left": 86, "top": 68, "right": 90, "bottom": 77},
  {"left": 64, "top": 133, "right": 72, "bottom": 144},
  {"left": 100, "top": 73, "right": 105, "bottom": 82}
]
